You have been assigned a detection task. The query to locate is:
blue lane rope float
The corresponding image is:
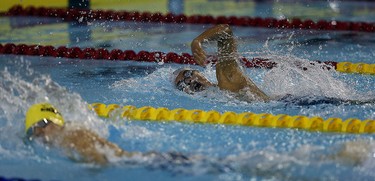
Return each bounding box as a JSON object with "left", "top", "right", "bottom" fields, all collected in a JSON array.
[{"left": 89, "top": 103, "right": 375, "bottom": 134}]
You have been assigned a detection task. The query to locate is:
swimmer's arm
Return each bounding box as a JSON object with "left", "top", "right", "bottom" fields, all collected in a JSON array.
[
  {"left": 61, "top": 130, "right": 108, "bottom": 165},
  {"left": 216, "top": 63, "right": 270, "bottom": 101},
  {"left": 331, "top": 140, "right": 371, "bottom": 166},
  {"left": 191, "top": 24, "right": 237, "bottom": 66},
  {"left": 61, "top": 129, "right": 137, "bottom": 165},
  {"left": 192, "top": 24, "right": 269, "bottom": 101},
  {"left": 94, "top": 135, "right": 139, "bottom": 158}
]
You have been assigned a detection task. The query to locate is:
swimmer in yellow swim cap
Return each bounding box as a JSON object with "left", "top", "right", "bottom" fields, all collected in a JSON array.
[
  {"left": 25, "top": 103, "right": 141, "bottom": 165},
  {"left": 25, "top": 103, "right": 191, "bottom": 165},
  {"left": 25, "top": 103, "right": 64, "bottom": 139}
]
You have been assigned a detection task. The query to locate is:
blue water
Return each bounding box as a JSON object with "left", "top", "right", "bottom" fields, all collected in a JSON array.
[{"left": 1, "top": 1, "right": 375, "bottom": 180}]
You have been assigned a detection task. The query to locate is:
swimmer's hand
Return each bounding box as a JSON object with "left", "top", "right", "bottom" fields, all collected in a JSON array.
[{"left": 191, "top": 38, "right": 207, "bottom": 67}]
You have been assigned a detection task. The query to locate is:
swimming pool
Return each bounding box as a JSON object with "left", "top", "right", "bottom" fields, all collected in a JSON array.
[{"left": 1, "top": 1, "right": 375, "bottom": 180}]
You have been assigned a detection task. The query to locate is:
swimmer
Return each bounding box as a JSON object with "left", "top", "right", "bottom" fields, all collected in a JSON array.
[
  {"left": 174, "top": 24, "right": 270, "bottom": 102},
  {"left": 25, "top": 103, "right": 191, "bottom": 165},
  {"left": 174, "top": 24, "right": 375, "bottom": 105}
]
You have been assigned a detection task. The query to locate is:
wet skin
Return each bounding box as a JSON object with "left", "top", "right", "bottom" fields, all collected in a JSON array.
[{"left": 176, "top": 24, "right": 270, "bottom": 101}]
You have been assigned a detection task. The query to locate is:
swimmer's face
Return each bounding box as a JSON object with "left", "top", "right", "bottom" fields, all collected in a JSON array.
[
  {"left": 174, "top": 69, "right": 213, "bottom": 94},
  {"left": 27, "top": 120, "right": 62, "bottom": 140}
]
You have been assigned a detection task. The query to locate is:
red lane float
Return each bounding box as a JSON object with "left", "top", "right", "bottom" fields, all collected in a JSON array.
[
  {"left": 3, "top": 5, "right": 375, "bottom": 32},
  {"left": 0, "top": 43, "right": 337, "bottom": 70}
]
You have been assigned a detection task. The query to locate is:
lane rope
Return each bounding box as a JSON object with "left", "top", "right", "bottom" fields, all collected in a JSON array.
[
  {"left": 1, "top": 43, "right": 374, "bottom": 75},
  {"left": 336, "top": 62, "right": 375, "bottom": 75},
  {"left": 3, "top": 5, "right": 375, "bottom": 33},
  {"left": 90, "top": 103, "right": 375, "bottom": 134}
]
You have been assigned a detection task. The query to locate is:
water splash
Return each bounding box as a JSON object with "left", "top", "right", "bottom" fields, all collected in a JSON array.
[
  {"left": 240, "top": 42, "right": 369, "bottom": 102},
  {"left": 263, "top": 55, "right": 354, "bottom": 99},
  {"left": 0, "top": 60, "right": 110, "bottom": 163},
  {"left": 111, "top": 66, "right": 175, "bottom": 94},
  {"left": 0, "top": 67, "right": 107, "bottom": 132}
]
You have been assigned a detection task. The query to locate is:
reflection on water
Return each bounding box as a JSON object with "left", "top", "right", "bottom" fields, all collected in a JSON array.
[{"left": 68, "top": 22, "right": 92, "bottom": 46}]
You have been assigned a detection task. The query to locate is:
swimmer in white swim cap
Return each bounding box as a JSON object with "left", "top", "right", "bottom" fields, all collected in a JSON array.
[
  {"left": 173, "top": 24, "right": 270, "bottom": 102},
  {"left": 173, "top": 68, "right": 214, "bottom": 94}
]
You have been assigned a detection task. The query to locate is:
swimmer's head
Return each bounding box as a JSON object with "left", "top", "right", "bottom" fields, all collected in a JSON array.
[
  {"left": 25, "top": 103, "right": 64, "bottom": 139},
  {"left": 173, "top": 68, "right": 213, "bottom": 94}
]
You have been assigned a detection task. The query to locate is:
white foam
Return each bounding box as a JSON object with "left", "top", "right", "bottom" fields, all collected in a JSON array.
[{"left": 0, "top": 62, "right": 111, "bottom": 162}]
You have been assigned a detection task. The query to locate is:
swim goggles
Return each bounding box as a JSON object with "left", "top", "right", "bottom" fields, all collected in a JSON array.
[
  {"left": 176, "top": 70, "right": 204, "bottom": 93},
  {"left": 26, "top": 118, "right": 51, "bottom": 139}
]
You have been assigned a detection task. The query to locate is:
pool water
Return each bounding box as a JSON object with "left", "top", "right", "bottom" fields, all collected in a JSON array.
[{"left": 1, "top": 1, "right": 375, "bottom": 181}]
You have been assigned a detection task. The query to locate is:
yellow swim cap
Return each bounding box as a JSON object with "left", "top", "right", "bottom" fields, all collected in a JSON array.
[{"left": 25, "top": 103, "right": 65, "bottom": 133}]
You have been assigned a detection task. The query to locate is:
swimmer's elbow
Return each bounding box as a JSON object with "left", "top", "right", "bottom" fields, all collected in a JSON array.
[
  {"left": 218, "top": 24, "right": 230, "bottom": 29},
  {"left": 218, "top": 24, "right": 233, "bottom": 35},
  {"left": 192, "top": 38, "right": 201, "bottom": 45}
]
